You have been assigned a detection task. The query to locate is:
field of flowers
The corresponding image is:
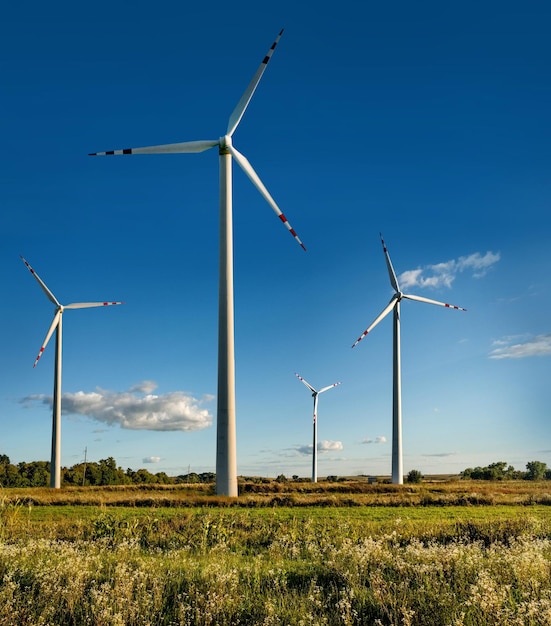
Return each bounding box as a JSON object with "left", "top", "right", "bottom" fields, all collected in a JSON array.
[{"left": 1, "top": 483, "right": 551, "bottom": 625}]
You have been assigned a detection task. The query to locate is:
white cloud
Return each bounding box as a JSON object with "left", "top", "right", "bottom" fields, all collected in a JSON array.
[
  {"left": 296, "top": 440, "right": 343, "bottom": 455},
  {"left": 489, "top": 334, "right": 551, "bottom": 359},
  {"left": 362, "top": 436, "right": 387, "bottom": 444},
  {"left": 143, "top": 456, "right": 161, "bottom": 464},
  {"left": 399, "top": 251, "right": 500, "bottom": 290},
  {"left": 318, "top": 440, "right": 343, "bottom": 452},
  {"left": 22, "top": 381, "right": 214, "bottom": 431},
  {"left": 422, "top": 452, "right": 456, "bottom": 458},
  {"left": 130, "top": 381, "right": 158, "bottom": 394}
]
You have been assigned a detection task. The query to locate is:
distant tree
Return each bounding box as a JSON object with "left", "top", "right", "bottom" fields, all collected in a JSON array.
[
  {"left": 461, "top": 461, "right": 513, "bottom": 481},
  {"left": 180, "top": 472, "right": 200, "bottom": 483},
  {"left": 199, "top": 472, "right": 216, "bottom": 483},
  {"left": 0, "top": 454, "right": 11, "bottom": 465},
  {"left": 63, "top": 463, "right": 88, "bottom": 486},
  {"left": 275, "top": 474, "right": 287, "bottom": 483},
  {"left": 17, "top": 461, "right": 50, "bottom": 487},
  {"left": 525, "top": 461, "right": 548, "bottom": 481},
  {"left": 407, "top": 469, "right": 423, "bottom": 484},
  {"left": 97, "top": 457, "right": 131, "bottom": 485},
  {"left": 0, "top": 461, "right": 22, "bottom": 487},
  {"left": 84, "top": 462, "right": 102, "bottom": 486},
  {"left": 154, "top": 472, "right": 172, "bottom": 484},
  {"left": 134, "top": 468, "right": 157, "bottom": 484}
]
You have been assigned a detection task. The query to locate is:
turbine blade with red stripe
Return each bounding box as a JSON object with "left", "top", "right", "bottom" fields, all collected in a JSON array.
[
  {"left": 64, "top": 302, "right": 124, "bottom": 310},
  {"left": 318, "top": 381, "right": 342, "bottom": 394},
  {"left": 34, "top": 310, "right": 61, "bottom": 368},
  {"left": 89, "top": 140, "right": 218, "bottom": 156},
  {"left": 352, "top": 295, "right": 398, "bottom": 348},
  {"left": 403, "top": 293, "right": 467, "bottom": 310},
  {"left": 229, "top": 144, "right": 306, "bottom": 250},
  {"left": 379, "top": 233, "right": 400, "bottom": 293},
  {"left": 295, "top": 373, "right": 316, "bottom": 394},
  {"left": 227, "top": 29, "right": 284, "bottom": 137},
  {"left": 20, "top": 256, "right": 60, "bottom": 307}
]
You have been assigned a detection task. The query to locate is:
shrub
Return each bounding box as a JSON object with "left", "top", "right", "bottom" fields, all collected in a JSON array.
[{"left": 406, "top": 469, "right": 422, "bottom": 483}]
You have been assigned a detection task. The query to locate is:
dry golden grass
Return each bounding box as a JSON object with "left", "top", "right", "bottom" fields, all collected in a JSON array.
[{"left": 2, "top": 477, "right": 551, "bottom": 508}]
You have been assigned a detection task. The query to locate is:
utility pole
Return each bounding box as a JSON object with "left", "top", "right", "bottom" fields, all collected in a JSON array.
[{"left": 82, "top": 447, "right": 87, "bottom": 487}]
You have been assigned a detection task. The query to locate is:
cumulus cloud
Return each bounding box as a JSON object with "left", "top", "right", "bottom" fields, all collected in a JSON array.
[
  {"left": 318, "top": 440, "right": 343, "bottom": 452},
  {"left": 143, "top": 456, "right": 161, "bottom": 464},
  {"left": 130, "top": 381, "right": 158, "bottom": 394},
  {"left": 296, "top": 440, "right": 343, "bottom": 455},
  {"left": 399, "top": 251, "right": 500, "bottom": 290},
  {"left": 488, "top": 334, "right": 551, "bottom": 359},
  {"left": 362, "top": 436, "right": 387, "bottom": 444},
  {"left": 22, "top": 381, "right": 214, "bottom": 431}
]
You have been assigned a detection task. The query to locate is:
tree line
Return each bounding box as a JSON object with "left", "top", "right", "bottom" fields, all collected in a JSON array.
[
  {"left": 1, "top": 454, "right": 550, "bottom": 487},
  {"left": 0, "top": 454, "right": 214, "bottom": 488},
  {"left": 460, "top": 461, "right": 551, "bottom": 481}
]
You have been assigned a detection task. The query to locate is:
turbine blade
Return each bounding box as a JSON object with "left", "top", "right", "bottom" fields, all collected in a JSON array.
[
  {"left": 226, "top": 29, "right": 284, "bottom": 137},
  {"left": 318, "top": 381, "right": 342, "bottom": 394},
  {"left": 20, "top": 256, "right": 60, "bottom": 307},
  {"left": 295, "top": 373, "right": 317, "bottom": 394},
  {"left": 403, "top": 293, "right": 467, "bottom": 311},
  {"left": 379, "top": 233, "right": 400, "bottom": 293},
  {"left": 64, "top": 301, "right": 124, "bottom": 309},
  {"left": 352, "top": 296, "right": 398, "bottom": 348},
  {"left": 34, "top": 310, "right": 61, "bottom": 367},
  {"left": 229, "top": 145, "right": 306, "bottom": 250},
  {"left": 89, "top": 140, "right": 218, "bottom": 156}
]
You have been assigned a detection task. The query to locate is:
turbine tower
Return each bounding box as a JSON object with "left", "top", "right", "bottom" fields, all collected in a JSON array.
[
  {"left": 295, "top": 373, "right": 341, "bottom": 482},
  {"left": 89, "top": 30, "right": 305, "bottom": 497},
  {"left": 352, "top": 234, "right": 466, "bottom": 484},
  {"left": 21, "top": 256, "right": 123, "bottom": 488}
]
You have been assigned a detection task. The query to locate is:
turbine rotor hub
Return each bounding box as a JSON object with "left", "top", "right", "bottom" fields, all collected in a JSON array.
[{"left": 219, "top": 135, "right": 232, "bottom": 155}]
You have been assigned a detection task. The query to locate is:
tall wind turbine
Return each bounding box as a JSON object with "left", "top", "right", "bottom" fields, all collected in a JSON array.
[
  {"left": 89, "top": 30, "right": 305, "bottom": 497},
  {"left": 351, "top": 234, "right": 466, "bottom": 484},
  {"left": 21, "top": 256, "right": 123, "bottom": 489},
  {"left": 295, "top": 373, "right": 341, "bottom": 482}
]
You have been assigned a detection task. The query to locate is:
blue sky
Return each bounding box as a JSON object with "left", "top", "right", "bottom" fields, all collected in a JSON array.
[{"left": 2, "top": 0, "right": 550, "bottom": 479}]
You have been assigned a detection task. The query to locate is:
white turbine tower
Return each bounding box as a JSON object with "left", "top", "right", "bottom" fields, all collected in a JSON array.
[
  {"left": 352, "top": 234, "right": 466, "bottom": 484},
  {"left": 21, "top": 256, "right": 123, "bottom": 489},
  {"left": 89, "top": 30, "right": 305, "bottom": 497},
  {"left": 295, "top": 373, "right": 341, "bottom": 483}
]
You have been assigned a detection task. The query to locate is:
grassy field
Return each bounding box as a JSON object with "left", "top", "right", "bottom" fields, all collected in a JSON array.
[
  {"left": 3, "top": 476, "right": 551, "bottom": 507},
  {"left": 1, "top": 480, "right": 551, "bottom": 625}
]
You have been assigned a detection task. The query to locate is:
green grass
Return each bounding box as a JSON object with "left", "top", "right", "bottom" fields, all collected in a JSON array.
[{"left": 1, "top": 483, "right": 551, "bottom": 624}]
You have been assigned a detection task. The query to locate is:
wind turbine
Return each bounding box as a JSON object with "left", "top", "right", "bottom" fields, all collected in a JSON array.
[
  {"left": 89, "top": 30, "right": 305, "bottom": 497},
  {"left": 21, "top": 256, "right": 123, "bottom": 489},
  {"left": 351, "top": 234, "right": 466, "bottom": 484},
  {"left": 295, "top": 373, "right": 341, "bottom": 482}
]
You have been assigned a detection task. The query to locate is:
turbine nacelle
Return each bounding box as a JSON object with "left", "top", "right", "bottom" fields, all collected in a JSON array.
[{"left": 219, "top": 135, "right": 232, "bottom": 154}]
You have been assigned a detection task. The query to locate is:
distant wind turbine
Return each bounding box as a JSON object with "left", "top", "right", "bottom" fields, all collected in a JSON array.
[
  {"left": 351, "top": 234, "right": 466, "bottom": 484},
  {"left": 89, "top": 30, "right": 305, "bottom": 497},
  {"left": 21, "top": 256, "right": 123, "bottom": 489},
  {"left": 295, "top": 373, "right": 341, "bottom": 482}
]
